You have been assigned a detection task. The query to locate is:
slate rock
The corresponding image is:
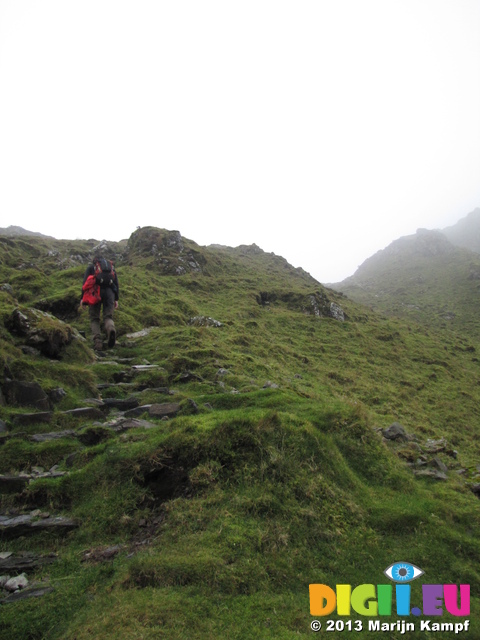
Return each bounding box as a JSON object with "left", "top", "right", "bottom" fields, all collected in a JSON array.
[
  {"left": 101, "top": 397, "right": 140, "bottom": 411},
  {"left": 0, "top": 584, "right": 54, "bottom": 603},
  {"left": 2, "top": 380, "right": 50, "bottom": 411},
  {"left": 0, "top": 475, "right": 29, "bottom": 493},
  {"left": 149, "top": 387, "right": 171, "bottom": 395},
  {"left": 6, "top": 308, "right": 30, "bottom": 335},
  {"left": 0, "top": 552, "right": 57, "bottom": 572},
  {"left": 175, "top": 371, "right": 201, "bottom": 383},
  {"left": 125, "top": 328, "right": 153, "bottom": 339},
  {"left": 123, "top": 405, "right": 152, "bottom": 418},
  {"left": 431, "top": 456, "right": 449, "bottom": 474},
  {"left": 148, "top": 403, "right": 181, "bottom": 418},
  {"left": 263, "top": 381, "right": 279, "bottom": 389},
  {"left": 30, "top": 430, "right": 76, "bottom": 443},
  {"left": 0, "top": 513, "right": 77, "bottom": 537},
  {"left": 48, "top": 388, "right": 67, "bottom": 404},
  {"left": 6, "top": 308, "right": 74, "bottom": 358},
  {"left": 329, "top": 302, "right": 345, "bottom": 322},
  {"left": 77, "top": 426, "right": 114, "bottom": 445},
  {"left": 13, "top": 412, "right": 54, "bottom": 426},
  {"left": 20, "top": 346, "right": 41, "bottom": 356},
  {"left": 383, "top": 422, "right": 408, "bottom": 441},
  {"left": 189, "top": 316, "right": 223, "bottom": 328},
  {"left": 62, "top": 407, "right": 105, "bottom": 420},
  {"left": 131, "top": 365, "right": 160, "bottom": 372},
  {"left": 112, "top": 371, "right": 133, "bottom": 383},
  {"left": 110, "top": 418, "right": 158, "bottom": 432},
  {"left": 413, "top": 469, "right": 447, "bottom": 480}
]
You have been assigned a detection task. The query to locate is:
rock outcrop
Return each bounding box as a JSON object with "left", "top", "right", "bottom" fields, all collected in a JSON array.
[{"left": 5, "top": 307, "right": 74, "bottom": 358}]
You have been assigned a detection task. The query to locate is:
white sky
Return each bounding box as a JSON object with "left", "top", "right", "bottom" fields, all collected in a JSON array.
[{"left": 1, "top": 1, "right": 479, "bottom": 283}]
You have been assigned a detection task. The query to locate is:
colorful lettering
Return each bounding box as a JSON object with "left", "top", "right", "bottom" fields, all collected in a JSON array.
[
  {"left": 308, "top": 582, "right": 470, "bottom": 617},
  {"left": 444, "top": 584, "right": 470, "bottom": 616},
  {"left": 309, "top": 584, "right": 336, "bottom": 616},
  {"left": 351, "top": 584, "right": 378, "bottom": 616},
  {"left": 423, "top": 584, "right": 444, "bottom": 616},
  {"left": 395, "top": 584, "right": 411, "bottom": 615}
]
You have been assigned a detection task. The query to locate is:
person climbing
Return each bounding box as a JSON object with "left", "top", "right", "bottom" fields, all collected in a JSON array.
[{"left": 80, "top": 255, "right": 119, "bottom": 352}]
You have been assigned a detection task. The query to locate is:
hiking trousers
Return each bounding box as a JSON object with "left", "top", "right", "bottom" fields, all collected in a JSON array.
[{"left": 89, "top": 287, "right": 116, "bottom": 349}]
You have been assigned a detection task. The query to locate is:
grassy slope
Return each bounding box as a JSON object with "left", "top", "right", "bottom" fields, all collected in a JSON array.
[
  {"left": 334, "top": 229, "right": 480, "bottom": 340},
  {"left": 1, "top": 230, "right": 479, "bottom": 639}
]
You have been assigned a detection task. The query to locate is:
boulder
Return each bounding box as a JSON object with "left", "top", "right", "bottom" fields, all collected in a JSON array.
[
  {"left": 256, "top": 290, "right": 345, "bottom": 321},
  {"left": 5, "top": 573, "right": 28, "bottom": 592},
  {"left": 2, "top": 380, "right": 50, "bottom": 411},
  {"left": 48, "top": 388, "right": 67, "bottom": 404},
  {"left": 383, "top": 422, "right": 408, "bottom": 441},
  {"left": 5, "top": 308, "right": 73, "bottom": 358},
  {"left": 330, "top": 302, "right": 345, "bottom": 322}
]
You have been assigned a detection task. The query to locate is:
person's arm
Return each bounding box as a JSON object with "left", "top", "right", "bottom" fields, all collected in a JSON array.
[{"left": 114, "top": 270, "right": 119, "bottom": 302}]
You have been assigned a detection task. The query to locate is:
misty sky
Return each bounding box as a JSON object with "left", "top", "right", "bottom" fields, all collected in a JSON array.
[{"left": 1, "top": 1, "right": 479, "bottom": 283}]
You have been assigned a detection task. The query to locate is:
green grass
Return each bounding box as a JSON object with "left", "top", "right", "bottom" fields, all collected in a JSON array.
[{"left": 1, "top": 229, "right": 480, "bottom": 639}]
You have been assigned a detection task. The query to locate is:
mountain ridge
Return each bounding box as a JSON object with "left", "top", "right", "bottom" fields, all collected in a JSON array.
[
  {"left": 0, "top": 225, "right": 54, "bottom": 239},
  {"left": 331, "top": 208, "right": 480, "bottom": 338}
]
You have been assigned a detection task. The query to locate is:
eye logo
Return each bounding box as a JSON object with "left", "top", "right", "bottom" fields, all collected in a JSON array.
[{"left": 384, "top": 562, "right": 424, "bottom": 583}]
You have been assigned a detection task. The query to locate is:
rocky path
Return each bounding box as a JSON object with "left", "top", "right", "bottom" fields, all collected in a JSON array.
[{"left": 0, "top": 346, "right": 190, "bottom": 604}]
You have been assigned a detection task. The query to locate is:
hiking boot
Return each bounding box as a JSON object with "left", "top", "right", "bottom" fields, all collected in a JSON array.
[
  {"left": 95, "top": 350, "right": 107, "bottom": 358},
  {"left": 107, "top": 328, "right": 116, "bottom": 348}
]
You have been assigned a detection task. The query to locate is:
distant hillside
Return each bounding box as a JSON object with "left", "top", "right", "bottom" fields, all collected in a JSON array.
[
  {"left": 332, "top": 212, "right": 480, "bottom": 338},
  {"left": 442, "top": 207, "right": 480, "bottom": 253},
  {"left": 0, "top": 225, "right": 53, "bottom": 239}
]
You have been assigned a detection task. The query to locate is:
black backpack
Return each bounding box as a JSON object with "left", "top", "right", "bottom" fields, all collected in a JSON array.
[{"left": 94, "top": 258, "right": 116, "bottom": 288}]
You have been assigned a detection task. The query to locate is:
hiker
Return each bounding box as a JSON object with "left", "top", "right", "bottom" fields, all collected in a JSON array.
[{"left": 80, "top": 256, "right": 119, "bottom": 352}]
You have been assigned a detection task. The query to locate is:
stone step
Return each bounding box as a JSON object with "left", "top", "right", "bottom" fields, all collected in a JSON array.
[
  {"left": 62, "top": 407, "right": 106, "bottom": 420},
  {"left": 109, "top": 417, "right": 159, "bottom": 433},
  {"left": 13, "top": 412, "right": 54, "bottom": 426},
  {"left": 1, "top": 583, "right": 54, "bottom": 604},
  {"left": 101, "top": 397, "right": 140, "bottom": 411},
  {"left": 123, "top": 402, "right": 181, "bottom": 419},
  {"left": 12, "top": 406, "right": 105, "bottom": 427},
  {"left": 30, "top": 430, "right": 76, "bottom": 443},
  {"left": 97, "top": 382, "right": 136, "bottom": 390},
  {"left": 0, "top": 471, "right": 67, "bottom": 493},
  {"left": 0, "top": 551, "right": 57, "bottom": 572},
  {"left": 0, "top": 513, "right": 77, "bottom": 538}
]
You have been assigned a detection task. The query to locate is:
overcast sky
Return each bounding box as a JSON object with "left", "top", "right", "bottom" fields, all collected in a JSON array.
[{"left": 1, "top": 1, "right": 479, "bottom": 283}]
